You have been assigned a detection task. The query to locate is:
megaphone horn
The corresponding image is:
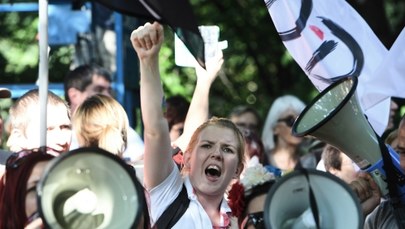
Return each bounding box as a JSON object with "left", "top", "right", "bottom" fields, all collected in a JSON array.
[
  {"left": 264, "top": 169, "right": 363, "bottom": 229},
  {"left": 37, "top": 147, "right": 144, "bottom": 229},
  {"left": 292, "top": 76, "right": 405, "bottom": 201}
]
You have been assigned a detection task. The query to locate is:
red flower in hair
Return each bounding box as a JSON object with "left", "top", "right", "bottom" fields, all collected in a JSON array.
[{"left": 228, "top": 182, "right": 245, "bottom": 218}]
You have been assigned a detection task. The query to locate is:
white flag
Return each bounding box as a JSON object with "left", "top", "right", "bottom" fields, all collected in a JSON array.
[
  {"left": 264, "top": 0, "right": 392, "bottom": 135},
  {"left": 362, "top": 26, "right": 405, "bottom": 109}
]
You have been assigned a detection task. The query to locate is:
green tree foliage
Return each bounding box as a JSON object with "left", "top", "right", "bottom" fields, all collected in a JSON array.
[
  {"left": 0, "top": 11, "right": 39, "bottom": 83},
  {"left": 160, "top": 0, "right": 314, "bottom": 119},
  {"left": 0, "top": 7, "right": 73, "bottom": 84},
  {"left": 159, "top": 0, "right": 405, "bottom": 119},
  {"left": 158, "top": 0, "right": 403, "bottom": 119},
  {"left": 0, "top": 0, "right": 404, "bottom": 123}
]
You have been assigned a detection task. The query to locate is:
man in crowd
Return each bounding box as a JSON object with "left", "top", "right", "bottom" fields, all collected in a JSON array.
[{"left": 64, "top": 64, "right": 144, "bottom": 162}]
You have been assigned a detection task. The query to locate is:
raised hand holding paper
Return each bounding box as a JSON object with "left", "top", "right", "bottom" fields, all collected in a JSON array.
[{"left": 175, "top": 25, "right": 228, "bottom": 67}]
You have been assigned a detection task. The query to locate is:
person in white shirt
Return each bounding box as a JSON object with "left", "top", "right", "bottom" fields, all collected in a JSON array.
[{"left": 131, "top": 22, "right": 244, "bottom": 228}]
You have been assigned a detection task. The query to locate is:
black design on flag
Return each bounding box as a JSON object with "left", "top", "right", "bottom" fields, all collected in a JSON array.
[
  {"left": 264, "top": 0, "right": 392, "bottom": 135},
  {"left": 265, "top": 0, "right": 313, "bottom": 41},
  {"left": 306, "top": 17, "right": 364, "bottom": 84}
]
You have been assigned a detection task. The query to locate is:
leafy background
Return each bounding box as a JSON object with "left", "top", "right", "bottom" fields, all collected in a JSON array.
[{"left": 0, "top": 0, "right": 404, "bottom": 140}]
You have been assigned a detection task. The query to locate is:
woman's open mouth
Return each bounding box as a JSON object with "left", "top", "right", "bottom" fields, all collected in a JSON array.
[{"left": 205, "top": 164, "right": 222, "bottom": 179}]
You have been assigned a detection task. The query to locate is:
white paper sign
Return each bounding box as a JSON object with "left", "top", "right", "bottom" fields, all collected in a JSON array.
[{"left": 175, "top": 25, "right": 228, "bottom": 68}]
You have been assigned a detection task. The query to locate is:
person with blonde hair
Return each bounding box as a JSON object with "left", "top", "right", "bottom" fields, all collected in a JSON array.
[
  {"left": 72, "top": 94, "right": 151, "bottom": 229},
  {"left": 64, "top": 64, "right": 145, "bottom": 162},
  {"left": 72, "top": 94, "right": 129, "bottom": 158},
  {"left": 131, "top": 21, "right": 244, "bottom": 228}
]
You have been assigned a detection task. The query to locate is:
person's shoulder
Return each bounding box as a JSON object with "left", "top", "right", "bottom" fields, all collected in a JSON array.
[
  {"left": 375, "top": 198, "right": 396, "bottom": 211},
  {"left": 365, "top": 199, "right": 397, "bottom": 229}
]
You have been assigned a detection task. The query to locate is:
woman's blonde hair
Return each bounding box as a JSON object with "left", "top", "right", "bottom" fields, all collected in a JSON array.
[
  {"left": 182, "top": 117, "right": 246, "bottom": 173},
  {"left": 72, "top": 95, "right": 129, "bottom": 157}
]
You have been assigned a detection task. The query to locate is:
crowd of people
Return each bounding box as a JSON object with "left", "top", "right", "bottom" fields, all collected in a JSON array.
[{"left": 0, "top": 20, "right": 404, "bottom": 229}]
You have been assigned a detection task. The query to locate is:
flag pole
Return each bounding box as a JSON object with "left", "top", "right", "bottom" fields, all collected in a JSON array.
[{"left": 38, "top": 0, "right": 48, "bottom": 149}]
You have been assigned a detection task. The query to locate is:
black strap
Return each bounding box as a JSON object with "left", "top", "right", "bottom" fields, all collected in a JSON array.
[
  {"left": 154, "top": 185, "right": 190, "bottom": 229},
  {"left": 377, "top": 136, "right": 405, "bottom": 229},
  {"left": 302, "top": 169, "right": 320, "bottom": 229},
  {"left": 378, "top": 138, "right": 400, "bottom": 202}
]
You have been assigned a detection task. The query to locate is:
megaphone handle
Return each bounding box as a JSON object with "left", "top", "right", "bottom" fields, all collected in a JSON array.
[
  {"left": 365, "top": 145, "right": 405, "bottom": 203},
  {"left": 366, "top": 161, "right": 389, "bottom": 196},
  {"left": 373, "top": 128, "right": 405, "bottom": 203}
]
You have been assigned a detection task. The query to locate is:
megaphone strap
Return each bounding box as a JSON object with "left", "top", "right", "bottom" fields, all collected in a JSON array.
[
  {"left": 392, "top": 204, "right": 405, "bottom": 229},
  {"left": 301, "top": 169, "right": 320, "bottom": 229},
  {"left": 375, "top": 133, "right": 399, "bottom": 200},
  {"left": 376, "top": 136, "right": 405, "bottom": 228},
  {"left": 154, "top": 185, "right": 190, "bottom": 229}
]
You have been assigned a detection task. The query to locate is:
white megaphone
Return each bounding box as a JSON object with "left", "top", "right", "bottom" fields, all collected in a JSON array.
[
  {"left": 292, "top": 76, "right": 405, "bottom": 202},
  {"left": 37, "top": 147, "right": 145, "bottom": 229},
  {"left": 264, "top": 169, "right": 363, "bottom": 229}
]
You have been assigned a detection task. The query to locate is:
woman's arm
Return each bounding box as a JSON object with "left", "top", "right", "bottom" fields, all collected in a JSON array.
[
  {"left": 173, "top": 51, "right": 223, "bottom": 152},
  {"left": 130, "top": 22, "right": 173, "bottom": 189}
]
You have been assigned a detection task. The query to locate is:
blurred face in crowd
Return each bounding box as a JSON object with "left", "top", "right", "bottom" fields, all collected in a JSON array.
[
  {"left": 85, "top": 75, "right": 113, "bottom": 99},
  {"left": 231, "top": 112, "right": 259, "bottom": 135},
  {"left": 240, "top": 194, "right": 266, "bottom": 229},
  {"left": 71, "top": 75, "right": 113, "bottom": 114},
  {"left": 331, "top": 153, "right": 359, "bottom": 184},
  {"left": 274, "top": 108, "right": 302, "bottom": 146},
  {"left": 7, "top": 103, "right": 72, "bottom": 155},
  {"left": 169, "top": 122, "right": 184, "bottom": 142},
  {"left": 25, "top": 161, "right": 49, "bottom": 219}
]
